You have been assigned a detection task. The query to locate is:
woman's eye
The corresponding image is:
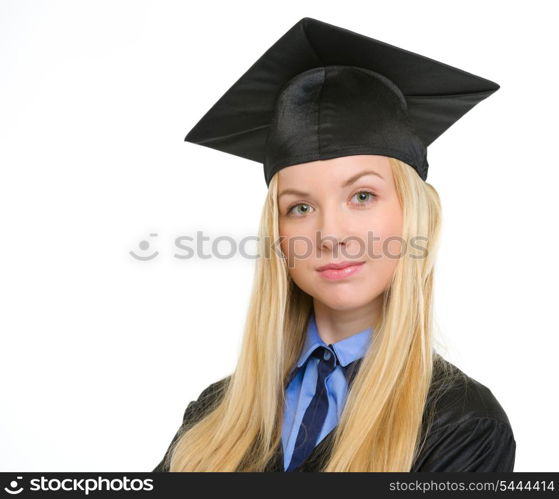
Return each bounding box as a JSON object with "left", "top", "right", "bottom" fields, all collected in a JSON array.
[
  {"left": 351, "top": 191, "right": 376, "bottom": 205},
  {"left": 287, "top": 203, "right": 313, "bottom": 216},
  {"left": 286, "top": 192, "right": 375, "bottom": 216}
]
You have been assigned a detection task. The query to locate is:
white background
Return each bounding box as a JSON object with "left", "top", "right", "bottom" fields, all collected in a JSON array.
[{"left": 1, "top": 0, "right": 557, "bottom": 472}]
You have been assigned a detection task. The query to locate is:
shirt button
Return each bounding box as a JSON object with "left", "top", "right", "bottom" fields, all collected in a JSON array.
[{"left": 323, "top": 350, "right": 331, "bottom": 360}]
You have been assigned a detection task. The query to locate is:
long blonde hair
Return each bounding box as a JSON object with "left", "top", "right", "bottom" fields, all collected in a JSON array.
[{"left": 167, "top": 157, "right": 455, "bottom": 471}]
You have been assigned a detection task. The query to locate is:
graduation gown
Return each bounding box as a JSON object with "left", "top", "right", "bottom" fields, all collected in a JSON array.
[{"left": 152, "top": 357, "right": 516, "bottom": 472}]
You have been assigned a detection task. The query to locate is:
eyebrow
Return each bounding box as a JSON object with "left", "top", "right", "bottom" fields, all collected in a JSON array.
[{"left": 278, "top": 169, "right": 385, "bottom": 199}]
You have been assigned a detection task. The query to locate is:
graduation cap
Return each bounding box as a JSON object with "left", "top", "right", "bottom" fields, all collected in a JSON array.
[{"left": 184, "top": 17, "right": 500, "bottom": 186}]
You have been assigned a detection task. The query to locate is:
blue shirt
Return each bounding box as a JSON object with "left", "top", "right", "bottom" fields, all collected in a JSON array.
[{"left": 281, "top": 313, "right": 373, "bottom": 470}]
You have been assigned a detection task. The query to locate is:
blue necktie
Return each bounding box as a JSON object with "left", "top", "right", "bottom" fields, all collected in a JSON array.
[{"left": 286, "top": 345, "right": 337, "bottom": 472}]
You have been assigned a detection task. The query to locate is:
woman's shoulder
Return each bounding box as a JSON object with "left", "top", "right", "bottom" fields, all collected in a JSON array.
[
  {"left": 180, "top": 375, "right": 232, "bottom": 425},
  {"left": 152, "top": 375, "right": 233, "bottom": 472},
  {"left": 413, "top": 355, "right": 516, "bottom": 472},
  {"left": 427, "top": 355, "right": 513, "bottom": 428},
  {"left": 195, "top": 376, "right": 231, "bottom": 402}
]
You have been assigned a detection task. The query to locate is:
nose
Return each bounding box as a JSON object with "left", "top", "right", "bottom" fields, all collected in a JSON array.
[
  {"left": 319, "top": 233, "right": 344, "bottom": 254},
  {"left": 317, "top": 207, "right": 347, "bottom": 256}
]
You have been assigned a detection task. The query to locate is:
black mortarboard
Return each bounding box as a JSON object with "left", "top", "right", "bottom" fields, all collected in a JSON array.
[{"left": 184, "top": 17, "right": 500, "bottom": 186}]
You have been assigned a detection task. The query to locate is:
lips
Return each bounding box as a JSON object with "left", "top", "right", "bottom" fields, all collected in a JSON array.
[
  {"left": 316, "top": 261, "right": 366, "bottom": 281},
  {"left": 316, "top": 261, "right": 365, "bottom": 271}
]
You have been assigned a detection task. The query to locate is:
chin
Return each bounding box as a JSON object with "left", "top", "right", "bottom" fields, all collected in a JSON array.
[
  {"left": 309, "top": 285, "right": 377, "bottom": 312},
  {"left": 316, "top": 298, "right": 364, "bottom": 312}
]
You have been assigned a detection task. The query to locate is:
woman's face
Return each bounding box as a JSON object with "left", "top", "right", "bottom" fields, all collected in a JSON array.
[{"left": 277, "top": 155, "right": 403, "bottom": 312}]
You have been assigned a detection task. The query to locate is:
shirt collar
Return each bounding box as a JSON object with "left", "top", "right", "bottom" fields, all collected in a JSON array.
[{"left": 296, "top": 313, "right": 373, "bottom": 368}]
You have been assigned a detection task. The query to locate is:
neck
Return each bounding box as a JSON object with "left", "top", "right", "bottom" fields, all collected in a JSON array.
[{"left": 312, "top": 296, "right": 382, "bottom": 345}]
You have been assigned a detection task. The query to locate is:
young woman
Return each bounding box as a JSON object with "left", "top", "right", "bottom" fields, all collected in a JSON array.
[{"left": 152, "top": 18, "right": 515, "bottom": 472}]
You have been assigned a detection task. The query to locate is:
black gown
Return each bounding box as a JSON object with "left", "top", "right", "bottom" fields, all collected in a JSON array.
[{"left": 152, "top": 356, "right": 516, "bottom": 472}]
